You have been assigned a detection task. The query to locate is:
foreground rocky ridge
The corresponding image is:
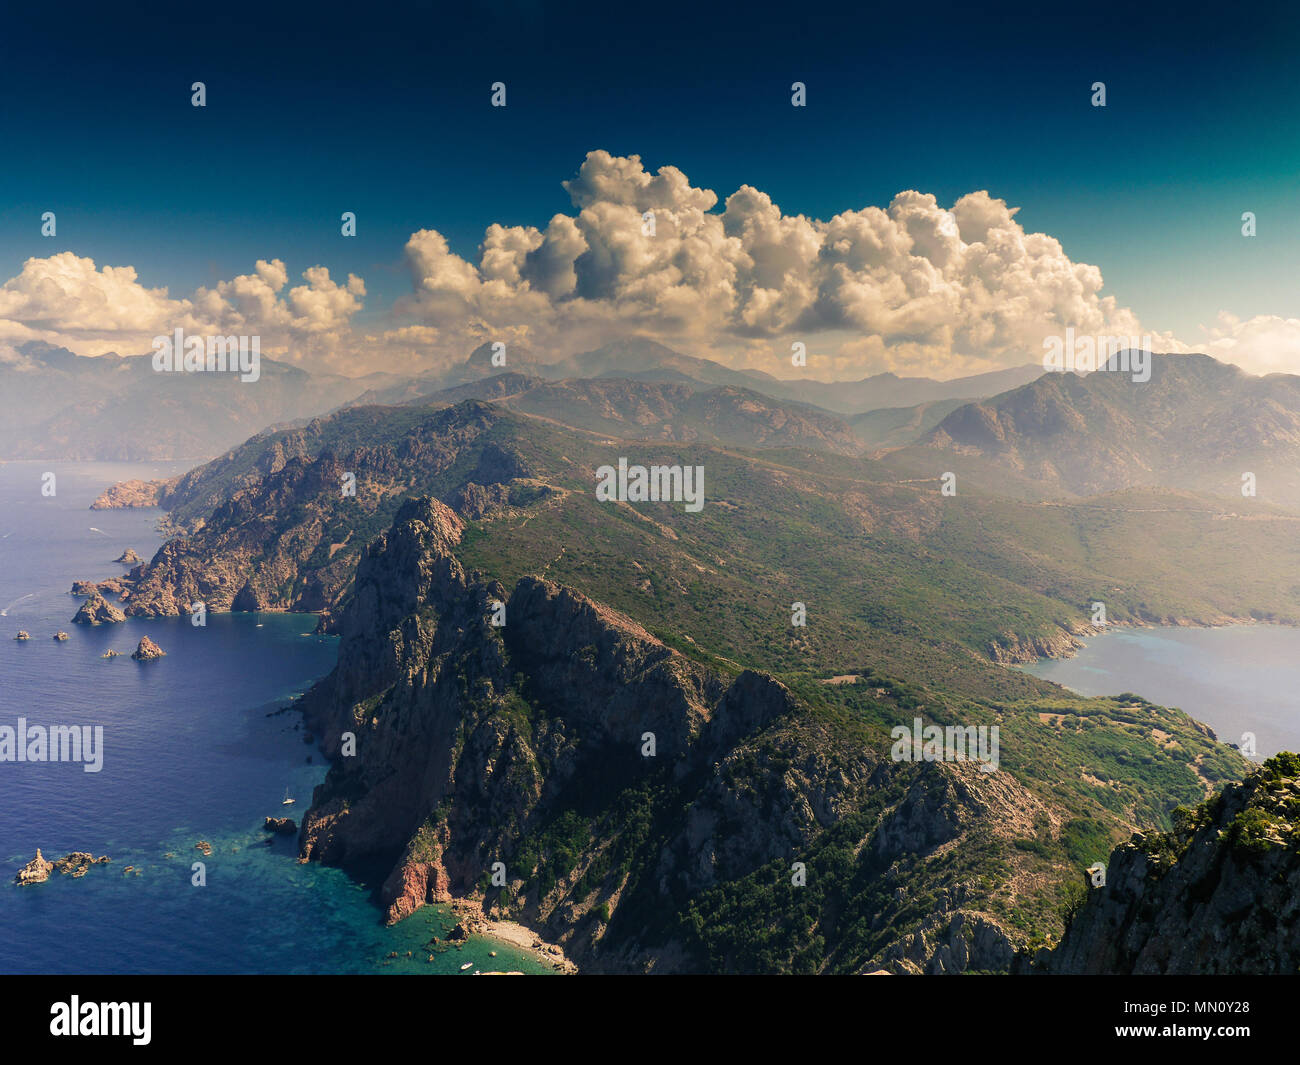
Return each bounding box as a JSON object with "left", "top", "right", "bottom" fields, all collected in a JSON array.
[
  {"left": 1033, "top": 753, "right": 1300, "bottom": 974},
  {"left": 294, "top": 497, "right": 1089, "bottom": 973}
]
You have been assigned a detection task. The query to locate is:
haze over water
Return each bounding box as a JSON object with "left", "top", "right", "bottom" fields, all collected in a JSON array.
[
  {"left": 0, "top": 462, "right": 548, "bottom": 974},
  {"left": 1022, "top": 625, "right": 1300, "bottom": 760}
]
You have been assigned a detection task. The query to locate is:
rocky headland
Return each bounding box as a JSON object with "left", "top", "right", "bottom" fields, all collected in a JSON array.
[
  {"left": 90, "top": 479, "right": 167, "bottom": 510},
  {"left": 293, "top": 496, "right": 1032, "bottom": 974}
]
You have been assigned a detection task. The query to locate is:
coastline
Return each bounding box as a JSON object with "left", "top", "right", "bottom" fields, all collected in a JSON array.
[
  {"left": 450, "top": 900, "right": 578, "bottom": 974},
  {"left": 1013, "top": 620, "right": 1300, "bottom": 760},
  {"left": 1005, "top": 614, "right": 1300, "bottom": 668}
]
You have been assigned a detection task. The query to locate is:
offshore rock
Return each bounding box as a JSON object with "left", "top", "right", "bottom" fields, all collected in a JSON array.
[
  {"left": 131, "top": 636, "right": 166, "bottom": 660},
  {"left": 14, "top": 849, "right": 54, "bottom": 885},
  {"left": 72, "top": 594, "right": 126, "bottom": 625}
]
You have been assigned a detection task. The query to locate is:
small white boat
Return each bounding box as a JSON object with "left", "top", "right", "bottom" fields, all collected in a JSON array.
[
  {"left": 459, "top": 962, "right": 473, "bottom": 971},
  {"left": 281, "top": 787, "right": 296, "bottom": 806}
]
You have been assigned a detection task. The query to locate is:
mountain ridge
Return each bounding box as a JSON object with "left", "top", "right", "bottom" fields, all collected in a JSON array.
[{"left": 886, "top": 352, "right": 1300, "bottom": 509}]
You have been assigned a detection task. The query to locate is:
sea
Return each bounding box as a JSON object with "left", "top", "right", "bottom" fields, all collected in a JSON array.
[
  {"left": 1021, "top": 624, "right": 1300, "bottom": 760},
  {"left": 0, "top": 461, "right": 550, "bottom": 975}
]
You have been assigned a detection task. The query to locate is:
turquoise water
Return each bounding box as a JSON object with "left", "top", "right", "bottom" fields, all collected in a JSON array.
[
  {"left": 0, "top": 461, "right": 549, "bottom": 975},
  {"left": 1021, "top": 624, "right": 1300, "bottom": 759}
]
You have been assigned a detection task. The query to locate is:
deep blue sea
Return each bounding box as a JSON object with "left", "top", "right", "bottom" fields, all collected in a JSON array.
[
  {"left": 0, "top": 461, "right": 548, "bottom": 975},
  {"left": 1022, "top": 624, "right": 1300, "bottom": 760}
]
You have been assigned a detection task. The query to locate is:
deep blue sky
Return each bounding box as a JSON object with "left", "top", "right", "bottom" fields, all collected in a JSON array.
[{"left": 2, "top": 0, "right": 1298, "bottom": 340}]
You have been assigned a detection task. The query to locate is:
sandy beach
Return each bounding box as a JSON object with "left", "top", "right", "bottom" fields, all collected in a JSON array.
[{"left": 450, "top": 900, "right": 578, "bottom": 974}]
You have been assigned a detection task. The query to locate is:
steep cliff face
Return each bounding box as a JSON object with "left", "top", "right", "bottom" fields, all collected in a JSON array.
[
  {"left": 294, "top": 496, "right": 1035, "bottom": 973},
  {"left": 1039, "top": 753, "right": 1300, "bottom": 974}
]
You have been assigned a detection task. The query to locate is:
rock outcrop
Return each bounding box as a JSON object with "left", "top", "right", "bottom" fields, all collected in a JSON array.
[
  {"left": 131, "top": 636, "right": 166, "bottom": 660},
  {"left": 52, "top": 852, "right": 111, "bottom": 878},
  {"left": 14, "top": 850, "right": 54, "bottom": 884},
  {"left": 72, "top": 594, "right": 126, "bottom": 625},
  {"left": 114, "top": 548, "right": 143, "bottom": 565},
  {"left": 1036, "top": 753, "right": 1300, "bottom": 974},
  {"left": 52, "top": 631, "right": 68, "bottom": 641},
  {"left": 90, "top": 479, "right": 167, "bottom": 510},
  {"left": 13, "top": 850, "right": 110, "bottom": 884},
  {"left": 71, "top": 577, "right": 130, "bottom": 600},
  {"left": 263, "top": 817, "right": 297, "bottom": 836},
  {"left": 14, "top": 631, "right": 29, "bottom": 641}
]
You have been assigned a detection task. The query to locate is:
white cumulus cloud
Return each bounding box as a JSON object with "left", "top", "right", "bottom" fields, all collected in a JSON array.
[
  {"left": 6, "top": 152, "right": 1293, "bottom": 380},
  {"left": 0, "top": 254, "right": 366, "bottom": 368},
  {"left": 393, "top": 150, "right": 1182, "bottom": 376},
  {"left": 1200, "top": 312, "right": 1300, "bottom": 376}
]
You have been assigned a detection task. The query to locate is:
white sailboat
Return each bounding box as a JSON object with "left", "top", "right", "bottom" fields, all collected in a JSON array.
[{"left": 281, "top": 787, "right": 296, "bottom": 806}]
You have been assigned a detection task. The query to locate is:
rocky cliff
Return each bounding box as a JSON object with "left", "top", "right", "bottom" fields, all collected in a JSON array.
[
  {"left": 295, "top": 496, "right": 1055, "bottom": 973},
  {"left": 98, "top": 402, "right": 541, "bottom": 619},
  {"left": 1037, "top": 752, "right": 1300, "bottom": 974}
]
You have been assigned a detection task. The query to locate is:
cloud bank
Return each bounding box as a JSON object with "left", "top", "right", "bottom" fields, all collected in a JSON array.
[
  {"left": 0, "top": 253, "right": 364, "bottom": 368},
  {"left": 0, "top": 151, "right": 1292, "bottom": 379},
  {"left": 395, "top": 150, "right": 1184, "bottom": 376}
]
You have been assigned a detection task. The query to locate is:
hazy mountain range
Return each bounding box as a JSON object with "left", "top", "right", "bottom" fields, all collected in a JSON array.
[
  {"left": 0, "top": 341, "right": 404, "bottom": 461},
  {"left": 887, "top": 352, "right": 1300, "bottom": 510},
  {"left": 0, "top": 337, "right": 1043, "bottom": 462}
]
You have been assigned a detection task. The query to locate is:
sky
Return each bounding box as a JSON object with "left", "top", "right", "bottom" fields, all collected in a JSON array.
[{"left": 2, "top": 0, "right": 1299, "bottom": 378}]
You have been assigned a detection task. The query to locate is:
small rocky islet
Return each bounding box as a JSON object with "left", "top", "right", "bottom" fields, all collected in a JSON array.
[
  {"left": 71, "top": 593, "right": 126, "bottom": 626},
  {"left": 89, "top": 481, "right": 165, "bottom": 510},
  {"left": 13, "top": 849, "right": 111, "bottom": 885},
  {"left": 11, "top": 631, "right": 162, "bottom": 656},
  {"left": 131, "top": 636, "right": 165, "bottom": 660}
]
